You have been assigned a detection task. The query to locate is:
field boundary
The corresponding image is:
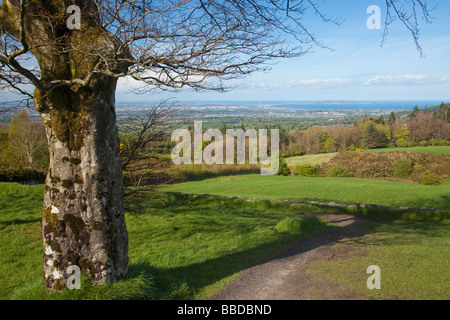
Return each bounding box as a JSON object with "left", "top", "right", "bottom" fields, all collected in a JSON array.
[{"left": 167, "top": 191, "right": 448, "bottom": 212}]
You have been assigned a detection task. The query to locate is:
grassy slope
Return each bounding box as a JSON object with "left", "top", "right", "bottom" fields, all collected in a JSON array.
[
  {"left": 285, "top": 153, "right": 338, "bottom": 166},
  {"left": 1, "top": 182, "right": 449, "bottom": 300},
  {"left": 308, "top": 220, "right": 450, "bottom": 300},
  {"left": 0, "top": 183, "right": 43, "bottom": 299},
  {"left": 166, "top": 174, "right": 450, "bottom": 210},
  {"left": 0, "top": 183, "right": 327, "bottom": 300}
]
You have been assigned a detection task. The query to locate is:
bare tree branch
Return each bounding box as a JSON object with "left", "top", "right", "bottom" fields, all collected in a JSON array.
[{"left": 0, "top": 0, "right": 435, "bottom": 99}]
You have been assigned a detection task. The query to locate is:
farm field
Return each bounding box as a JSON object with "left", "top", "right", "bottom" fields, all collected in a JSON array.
[{"left": 165, "top": 174, "right": 450, "bottom": 210}]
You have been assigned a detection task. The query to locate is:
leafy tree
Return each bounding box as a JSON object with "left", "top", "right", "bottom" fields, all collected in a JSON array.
[
  {"left": 0, "top": 0, "right": 435, "bottom": 291},
  {"left": 435, "top": 102, "right": 449, "bottom": 122},
  {"left": 6, "top": 110, "right": 47, "bottom": 168},
  {"left": 361, "top": 120, "right": 389, "bottom": 149},
  {"left": 375, "top": 115, "right": 386, "bottom": 125},
  {"left": 277, "top": 158, "right": 290, "bottom": 176},
  {"left": 362, "top": 121, "right": 381, "bottom": 149},
  {"left": 393, "top": 122, "right": 411, "bottom": 147},
  {"left": 320, "top": 130, "right": 333, "bottom": 153},
  {"left": 388, "top": 112, "right": 396, "bottom": 126},
  {"left": 410, "top": 105, "right": 420, "bottom": 120},
  {"left": 0, "top": 125, "right": 9, "bottom": 167},
  {"left": 375, "top": 123, "right": 391, "bottom": 147}
]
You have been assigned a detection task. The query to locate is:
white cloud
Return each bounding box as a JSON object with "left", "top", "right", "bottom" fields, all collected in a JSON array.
[
  {"left": 243, "top": 74, "right": 450, "bottom": 91},
  {"left": 287, "top": 78, "right": 355, "bottom": 88},
  {"left": 364, "top": 74, "right": 450, "bottom": 86},
  {"left": 244, "top": 78, "right": 356, "bottom": 90}
]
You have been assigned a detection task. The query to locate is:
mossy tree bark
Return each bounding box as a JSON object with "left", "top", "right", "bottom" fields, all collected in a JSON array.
[
  {"left": 0, "top": 0, "right": 129, "bottom": 291},
  {"left": 37, "top": 77, "right": 128, "bottom": 291}
]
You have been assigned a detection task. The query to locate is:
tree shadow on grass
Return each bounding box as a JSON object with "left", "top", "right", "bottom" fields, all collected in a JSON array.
[
  {"left": 407, "top": 193, "right": 450, "bottom": 211},
  {"left": 126, "top": 215, "right": 375, "bottom": 300},
  {"left": 123, "top": 192, "right": 448, "bottom": 300},
  {"left": 0, "top": 218, "right": 41, "bottom": 231}
]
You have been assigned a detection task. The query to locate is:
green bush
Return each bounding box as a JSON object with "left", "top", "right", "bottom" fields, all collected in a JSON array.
[
  {"left": 430, "top": 139, "right": 440, "bottom": 146},
  {"left": 293, "top": 149, "right": 305, "bottom": 156},
  {"left": 326, "top": 165, "right": 349, "bottom": 177},
  {"left": 274, "top": 216, "right": 324, "bottom": 234},
  {"left": 277, "top": 158, "right": 290, "bottom": 176},
  {"left": 396, "top": 138, "right": 408, "bottom": 147},
  {"left": 420, "top": 171, "right": 443, "bottom": 186},
  {"left": 393, "top": 160, "right": 413, "bottom": 179},
  {"left": 419, "top": 140, "right": 428, "bottom": 147},
  {"left": 0, "top": 169, "right": 46, "bottom": 183},
  {"left": 294, "top": 165, "right": 319, "bottom": 177}
]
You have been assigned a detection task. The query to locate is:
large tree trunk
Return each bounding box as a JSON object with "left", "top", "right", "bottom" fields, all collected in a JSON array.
[
  {"left": 1, "top": 0, "right": 131, "bottom": 292},
  {"left": 36, "top": 77, "right": 128, "bottom": 291}
]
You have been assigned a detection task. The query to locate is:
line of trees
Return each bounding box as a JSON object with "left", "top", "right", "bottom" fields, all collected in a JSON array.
[
  {"left": 280, "top": 105, "right": 450, "bottom": 156},
  {"left": 3, "top": 104, "right": 449, "bottom": 178}
]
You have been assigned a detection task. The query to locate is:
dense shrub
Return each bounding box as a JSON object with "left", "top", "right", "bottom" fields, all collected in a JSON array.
[
  {"left": 171, "top": 163, "right": 261, "bottom": 181},
  {"left": 396, "top": 138, "right": 409, "bottom": 147},
  {"left": 294, "top": 164, "right": 319, "bottom": 177},
  {"left": 277, "top": 158, "right": 290, "bottom": 176},
  {"left": 293, "top": 149, "right": 305, "bottom": 156},
  {"left": 322, "top": 150, "right": 450, "bottom": 184},
  {"left": 420, "top": 171, "right": 444, "bottom": 186},
  {"left": 326, "top": 165, "right": 349, "bottom": 177},
  {"left": 393, "top": 160, "right": 413, "bottom": 179},
  {"left": 430, "top": 139, "right": 440, "bottom": 146},
  {"left": 0, "top": 168, "right": 46, "bottom": 183}
]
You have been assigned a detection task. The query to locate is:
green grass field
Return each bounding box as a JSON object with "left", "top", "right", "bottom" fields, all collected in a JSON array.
[
  {"left": 363, "top": 145, "right": 450, "bottom": 155},
  {"left": 166, "top": 174, "right": 450, "bottom": 210},
  {"left": 308, "top": 220, "right": 450, "bottom": 300},
  {"left": 285, "top": 153, "right": 338, "bottom": 167},
  {"left": 1, "top": 180, "right": 449, "bottom": 299},
  {"left": 0, "top": 182, "right": 326, "bottom": 300}
]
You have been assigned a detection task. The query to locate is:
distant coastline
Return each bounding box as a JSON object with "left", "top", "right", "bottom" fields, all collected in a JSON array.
[
  {"left": 115, "top": 100, "right": 446, "bottom": 111},
  {"left": 0, "top": 99, "right": 447, "bottom": 123}
]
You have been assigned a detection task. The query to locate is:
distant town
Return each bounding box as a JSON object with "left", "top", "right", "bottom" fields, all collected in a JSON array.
[{"left": 0, "top": 100, "right": 444, "bottom": 130}]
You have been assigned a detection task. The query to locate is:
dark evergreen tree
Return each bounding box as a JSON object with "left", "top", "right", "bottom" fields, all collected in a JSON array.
[{"left": 388, "top": 112, "right": 396, "bottom": 126}]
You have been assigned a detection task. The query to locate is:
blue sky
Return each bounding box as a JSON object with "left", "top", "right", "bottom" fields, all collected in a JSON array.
[
  {"left": 117, "top": 0, "right": 450, "bottom": 102},
  {"left": 1, "top": 1, "right": 448, "bottom": 104}
]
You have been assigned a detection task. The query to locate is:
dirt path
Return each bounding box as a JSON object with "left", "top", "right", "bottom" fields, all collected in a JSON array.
[{"left": 212, "top": 213, "right": 375, "bottom": 300}]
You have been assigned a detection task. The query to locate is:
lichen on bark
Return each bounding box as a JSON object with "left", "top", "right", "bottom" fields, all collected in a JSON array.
[{"left": 4, "top": 0, "right": 130, "bottom": 292}]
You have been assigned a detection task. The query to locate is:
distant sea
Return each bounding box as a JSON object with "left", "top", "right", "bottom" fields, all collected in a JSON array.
[
  {"left": 117, "top": 100, "right": 446, "bottom": 111},
  {"left": 257, "top": 100, "right": 444, "bottom": 111},
  {"left": 265, "top": 100, "right": 449, "bottom": 111}
]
